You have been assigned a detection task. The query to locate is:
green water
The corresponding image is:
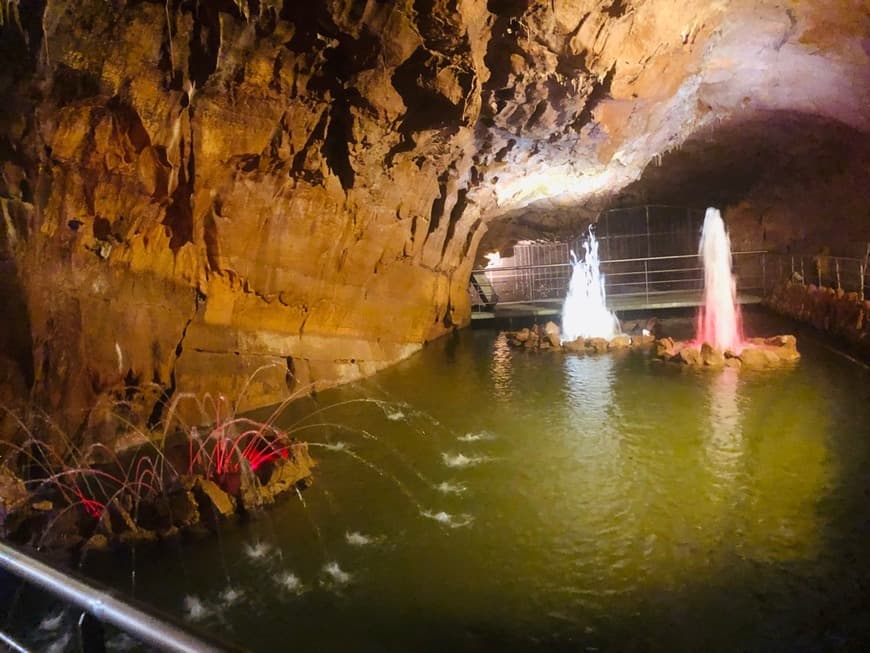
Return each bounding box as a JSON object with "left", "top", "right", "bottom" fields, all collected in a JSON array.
[{"left": 41, "top": 311, "right": 870, "bottom": 650}]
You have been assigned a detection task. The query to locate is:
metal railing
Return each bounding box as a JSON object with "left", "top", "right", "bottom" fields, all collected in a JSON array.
[
  {"left": 762, "top": 252, "right": 869, "bottom": 300},
  {"left": 469, "top": 250, "right": 768, "bottom": 311},
  {"left": 469, "top": 249, "right": 870, "bottom": 313},
  {"left": 0, "top": 541, "right": 234, "bottom": 652}
]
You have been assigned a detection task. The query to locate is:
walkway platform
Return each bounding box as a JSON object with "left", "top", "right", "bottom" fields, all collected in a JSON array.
[{"left": 471, "top": 292, "right": 763, "bottom": 327}]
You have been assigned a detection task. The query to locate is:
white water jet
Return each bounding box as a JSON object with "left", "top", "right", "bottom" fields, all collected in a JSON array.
[
  {"left": 421, "top": 510, "right": 474, "bottom": 528},
  {"left": 561, "top": 227, "right": 619, "bottom": 342},
  {"left": 322, "top": 562, "right": 352, "bottom": 585},
  {"left": 39, "top": 612, "right": 64, "bottom": 631},
  {"left": 436, "top": 481, "right": 468, "bottom": 495},
  {"left": 696, "top": 207, "right": 744, "bottom": 352},
  {"left": 243, "top": 541, "right": 273, "bottom": 561},
  {"left": 441, "top": 452, "right": 489, "bottom": 468},
  {"left": 183, "top": 596, "right": 210, "bottom": 621},
  {"left": 457, "top": 431, "right": 496, "bottom": 442},
  {"left": 345, "top": 531, "right": 376, "bottom": 546},
  {"left": 219, "top": 586, "right": 244, "bottom": 607},
  {"left": 277, "top": 571, "right": 304, "bottom": 594}
]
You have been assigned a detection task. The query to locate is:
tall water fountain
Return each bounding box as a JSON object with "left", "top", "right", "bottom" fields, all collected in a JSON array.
[
  {"left": 696, "top": 207, "right": 744, "bottom": 352},
  {"left": 561, "top": 227, "right": 619, "bottom": 342}
]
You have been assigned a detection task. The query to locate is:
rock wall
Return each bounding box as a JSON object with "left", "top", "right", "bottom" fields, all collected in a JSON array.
[
  {"left": 1, "top": 0, "right": 868, "bottom": 439},
  {"left": 766, "top": 282, "right": 870, "bottom": 360}
]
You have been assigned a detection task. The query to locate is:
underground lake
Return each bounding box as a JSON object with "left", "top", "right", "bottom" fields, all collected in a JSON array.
[{"left": 7, "top": 309, "right": 868, "bottom": 652}]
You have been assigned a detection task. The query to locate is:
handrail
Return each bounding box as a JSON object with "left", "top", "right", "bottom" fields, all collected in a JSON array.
[
  {"left": 0, "top": 541, "right": 235, "bottom": 653},
  {"left": 471, "top": 250, "right": 768, "bottom": 275},
  {"left": 468, "top": 249, "right": 770, "bottom": 309}
]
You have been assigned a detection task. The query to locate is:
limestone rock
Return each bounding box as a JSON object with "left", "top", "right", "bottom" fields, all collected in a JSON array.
[
  {"left": 193, "top": 478, "right": 236, "bottom": 520},
  {"left": 0, "top": 466, "right": 28, "bottom": 513},
  {"left": 544, "top": 322, "right": 562, "bottom": 348},
  {"left": 608, "top": 335, "right": 632, "bottom": 350},
  {"left": 83, "top": 533, "right": 109, "bottom": 553},
  {"left": 655, "top": 338, "right": 676, "bottom": 359},
  {"left": 674, "top": 347, "right": 702, "bottom": 366},
  {"left": 700, "top": 343, "right": 725, "bottom": 367},
  {"left": 738, "top": 347, "right": 770, "bottom": 368},
  {"left": 563, "top": 339, "right": 585, "bottom": 353},
  {"left": 632, "top": 334, "right": 656, "bottom": 348},
  {"left": 165, "top": 488, "right": 200, "bottom": 528},
  {"left": 586, "top": 338, "right": 609, "bottom": 354}
]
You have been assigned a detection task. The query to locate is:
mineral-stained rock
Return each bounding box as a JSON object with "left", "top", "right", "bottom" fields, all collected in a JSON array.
[
  {"left": 764, "top": 335, "right": 797, "bottom": 350},
  {"left": 674, "top": 347, "right": 702, "bottom": 366},
  {"left": 239, "top": 462, "right": 273, "bottom": 512},
  {"left": 608, "top": 335, "right": 632, "bottom": 350},
  {"left": 83, "top": 533, "right": 109, "bottom": 553},
  {"left": 193, "top": 478, "right": 236, "bottom": 521},
  {"left": 514, "top": 329, "right": 531, "bottom": 343},
  {"left": 544, "top": 322, "right": 562, "bottom": 348},
  {"left": 586, "top": 338, "right": 609, "bottom": 354},
  {"left": 265, "top": 445, "right": 316, "bottom": 500},
  {"left": 0, "top": 466, "right": 28, "bottom": 513},
  {"left": 563, "top": 339, "right": 585, "bottom": 353},
  {"left": 632, "top": 335, "right": 656, "bottom": 348},
  {"left": 700, "top": 343, "right": 725, "bottom": 367},
  {"left": 738, "top": 347, "right": 770, "bottom": 368},
  {"left": 165, "top": 488, "right": 200, "bottom": 528},
  {"left": 118, "top": 528, "right": 157, "bottom": 546},
  {"left": 655, "top": 338, "right": 676, "bottom": 359}
]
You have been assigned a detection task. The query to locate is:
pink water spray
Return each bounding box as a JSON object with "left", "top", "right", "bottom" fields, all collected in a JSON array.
[{"left": 696, "top": 207, "right": 744, "bottom": 352}]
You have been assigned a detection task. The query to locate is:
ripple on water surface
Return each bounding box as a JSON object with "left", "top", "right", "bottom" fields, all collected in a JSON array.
[{"left": 71, "top": 318, "right": 870, "bottom": 651}]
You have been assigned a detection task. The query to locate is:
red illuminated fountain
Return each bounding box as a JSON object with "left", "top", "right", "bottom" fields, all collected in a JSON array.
[
  {"left": 655, "top": 207, "right": 799, "bottom": 368},
  {"left": 695, "top": 208, "right": 745, "bottom": 352}
]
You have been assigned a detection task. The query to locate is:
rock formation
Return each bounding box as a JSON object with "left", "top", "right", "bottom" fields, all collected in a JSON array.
[{"left": 0, "top": 1, "right": 868, "bottom": 439}]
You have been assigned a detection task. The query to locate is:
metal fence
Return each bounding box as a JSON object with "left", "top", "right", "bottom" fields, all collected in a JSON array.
[
  {"left": 763, "top": 253, "right": 869, "bottom": 300},
  {"left": 469, "top": 250, "right": 869, "bottom": 312},
  {"left": 469, "top": 250, "right": 768, "bottom": 311}
]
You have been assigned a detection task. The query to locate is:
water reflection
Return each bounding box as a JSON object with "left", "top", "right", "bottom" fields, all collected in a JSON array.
[
  {"left": 490, "top": 333, "right": 514, "bottom": 403},
  {"left": 563, "top": 354, "right": 616, "bottom": 422},
  {"left": 704, "top": 368, "right": 744, "bottom": 486}
]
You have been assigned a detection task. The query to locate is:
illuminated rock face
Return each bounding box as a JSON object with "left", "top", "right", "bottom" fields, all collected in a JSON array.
[{"left": 0, "top": 1, "right": 867, "bottom": 434}]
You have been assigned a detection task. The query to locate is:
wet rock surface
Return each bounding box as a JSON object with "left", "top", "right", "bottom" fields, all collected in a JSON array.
[
  {"left": 0, "top": 437, "right": 315, "bottom": 552},
  {"left": 654, "top": 335, "right": 801, "bottom": 369},
  {"left": 505, "top": 321, "right": 654, "bottom": 354},
  {"left": 766, "top": 282, "right": 870, "bottom": 361}
]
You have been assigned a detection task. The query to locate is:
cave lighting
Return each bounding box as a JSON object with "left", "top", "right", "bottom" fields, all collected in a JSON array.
[{"left": 484, "top": 251, "right": 502, "bottom": 268}]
